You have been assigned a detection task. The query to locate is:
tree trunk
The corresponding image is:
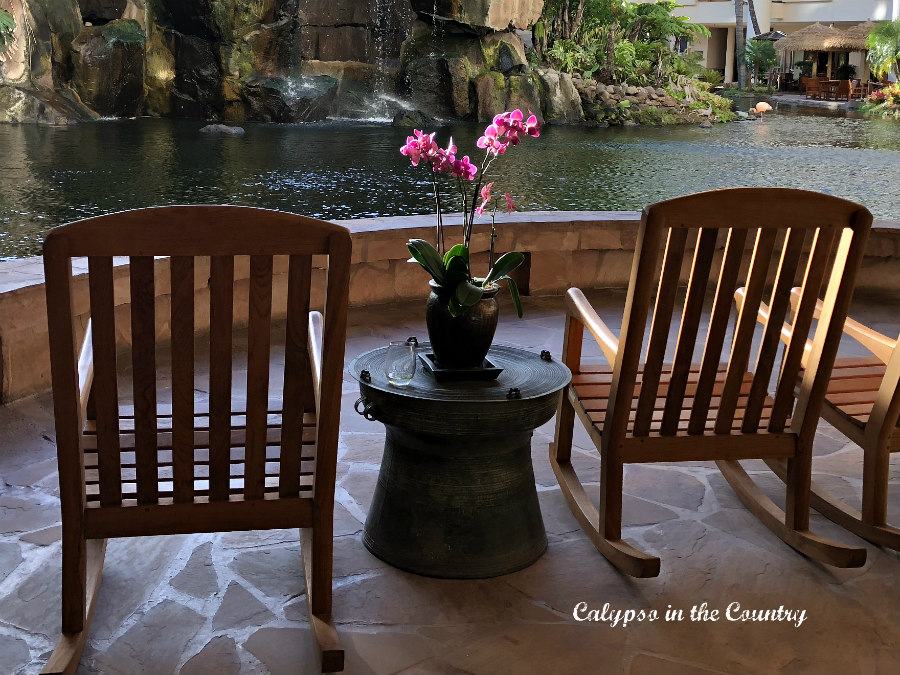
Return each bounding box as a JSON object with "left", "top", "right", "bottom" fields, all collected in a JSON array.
[
  {"left": 747, "top": 0, "right": 760, "bottom": 36},
  {"left": 734, "top": 0, "right": 747, "bottom": 89},
  {"left": 571, "top": 0, "right": 585, "bottom": 39},
  {"left": 605, "top": 19, "right": 617, "bottom": 81}
]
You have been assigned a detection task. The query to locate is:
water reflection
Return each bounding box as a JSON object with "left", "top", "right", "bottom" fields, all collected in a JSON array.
[{"left": 0, "top": 110, "right": 898, "bottom": 258}]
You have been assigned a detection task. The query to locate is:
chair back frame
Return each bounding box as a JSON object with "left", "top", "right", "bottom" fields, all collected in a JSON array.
[{"left": 603, "top": 189, "right": 871, "bottom": 460}]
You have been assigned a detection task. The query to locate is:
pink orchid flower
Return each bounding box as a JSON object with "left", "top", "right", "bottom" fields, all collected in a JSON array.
[
  {"left": 451, "top": 155, "right": 477, "bottom": 181},
  {"left": 476, "top": 124, "right": 508, "bottom": 156},
  {"left": 475, "top": 182, "right": 494, "bottom": 216},
  {"left": 524, "top": 111, "right": 540, "bottom": 138},
  {"left": 504, "top": 193, "right": 515, "bottom": 214},
  {"left": 400, "top": 129, "right": 437, "bottom": 166}
]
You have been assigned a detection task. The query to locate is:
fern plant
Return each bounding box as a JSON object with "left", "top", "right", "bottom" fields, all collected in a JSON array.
[{"left": 0, "top": 8, "right": 15, "bottom": 55}]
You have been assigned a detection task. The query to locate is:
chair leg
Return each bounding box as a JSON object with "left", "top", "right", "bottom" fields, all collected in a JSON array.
[
  {"left": 301, "top": 527, "right": 344, "bottom": 673},
  {"left": 766, "top": 458, "right": 899, "bottom": 551},
  {"left": 43, "top": 539, "right": 107, "bottom": 675},
  {"left": 550, "top": 393, "right": 660, "bottom": 578},
  {"left": 716, "top": 460, "right": 867, "bottom": 567}
]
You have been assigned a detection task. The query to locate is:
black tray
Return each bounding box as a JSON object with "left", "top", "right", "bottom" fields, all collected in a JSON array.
[{"left": 418, "top": 353, "right": 504, "bottom": 382}]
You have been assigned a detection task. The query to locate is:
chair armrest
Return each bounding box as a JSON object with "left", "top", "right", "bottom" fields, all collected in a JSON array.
[
  {"left": 790, "top": 288, "right": 896, "bottom": 365},
  {"left": 78, "top": 320, "right": 94, "bottom": 419},
  {"left": 566, "top": 288, "right": 619, "bottom": 365},
  {"left": 735, "top": 286, "right": 794, "bottom": 347},
  {"left": 308, "top": 311, "right": 324, "bottom": 411}
]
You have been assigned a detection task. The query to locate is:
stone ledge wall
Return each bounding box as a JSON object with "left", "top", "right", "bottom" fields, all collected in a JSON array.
[{"left": 0, "top": 212, "right": 897, "bottom": 403}]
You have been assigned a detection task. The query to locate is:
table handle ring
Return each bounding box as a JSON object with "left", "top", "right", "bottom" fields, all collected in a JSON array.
[{"left": 354, "top": 396, "right": 377, "bottom": 421}]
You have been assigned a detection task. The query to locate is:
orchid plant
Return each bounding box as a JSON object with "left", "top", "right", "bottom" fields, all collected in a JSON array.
[{"left": 400, "top": 110, "right": 540, "bottom": 318}]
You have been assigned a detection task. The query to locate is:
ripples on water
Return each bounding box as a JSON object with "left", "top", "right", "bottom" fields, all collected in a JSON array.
[{"left": 0, "top": 104, "right": 898, "bottom": 258}]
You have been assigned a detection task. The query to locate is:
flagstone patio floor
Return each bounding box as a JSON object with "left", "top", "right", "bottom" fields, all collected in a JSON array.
[{"left": 0, "top": 290, "right": 898, "bottom": 675}]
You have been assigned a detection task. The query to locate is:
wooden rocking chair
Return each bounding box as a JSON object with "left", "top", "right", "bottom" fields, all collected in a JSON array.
[
  {"left": 42, "top": 206, "right": 350, "bottom": 673},
  {"left": 736, "top": 287, "right": 899, "bottom": 550},
  {"left": 550, "top": 188, "right": 872, "bottom": 578}
]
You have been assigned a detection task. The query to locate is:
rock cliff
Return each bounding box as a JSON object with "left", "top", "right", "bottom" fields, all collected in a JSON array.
[{"left": 0, "top": 0, "right": 589, "bottom": 125}]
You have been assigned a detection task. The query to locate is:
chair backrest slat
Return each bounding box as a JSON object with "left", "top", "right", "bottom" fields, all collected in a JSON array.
[
  {"left": 769, "top": 228, "right": 837, "bottom": 431},
  {"left": 208, "top": 255, "right": 235, "bottom": 501},
  {"left": 661, "top": 227, "right": 719, "bottom": 435},
  {"left": 633, "top": 227, "right": 687, "bottom": 436},
  {"left": 88, "top": 256, "right": 123, "bottom": 507},
  {"left": 280, "top": 254, "right": 313, "bottom": 497},
  {"left": 170, "top": 256, "right": 196, "bottom": 503},
  {"left": 689, "top": 227, "right": 749, "bottom": 434},
  {"left": 244, "top": 255, "right": 274, "bottom": 501},
  {"left": 714, "top": 228, "right": 778, "bottom": 433},
  {"left": 129, "top": 256, "right": 159, "bottom": 504},
  {"left": 741, "top": 229, "right": 807, "bottom": 433}
]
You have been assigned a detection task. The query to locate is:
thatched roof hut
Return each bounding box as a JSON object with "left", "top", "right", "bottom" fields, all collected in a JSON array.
[
  {"left": 774, "top": 23, "right": 844, "bottom": 52},
  {"left": 829, "top": 20, "right": 877, "bottom": 51}
]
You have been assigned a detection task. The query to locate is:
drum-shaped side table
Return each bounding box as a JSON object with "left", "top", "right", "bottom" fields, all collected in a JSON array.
[{"left": 350, "top": 344, "right": 571, "bottom": 578}]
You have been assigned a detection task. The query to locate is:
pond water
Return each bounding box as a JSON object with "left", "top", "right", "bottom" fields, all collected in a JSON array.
[{"left": 1, "top": 104, "right": 898, "bottom": 258}]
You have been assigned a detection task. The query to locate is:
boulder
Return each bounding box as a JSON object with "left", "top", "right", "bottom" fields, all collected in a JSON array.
[
  {"left": 241, "top": 74, "right": 338, "bottom": 122},
  {"left": 410, "top": 0, "right": 542, "bottom": 31},
  {"left": 200, "top": 123, "right": 245, "bottom": 135},
  {"left": 392, "top": 108, "right": 432, "bottom": 127},
  {"left": 171, "top": 31, "right": 223, "bottom": 119},
  {"left": 300, "top": 59, "right": 396, "bottom": 118},
  {"left": 144, "top": 26, "right": 175, "bottom": 115},
  {"left": 506, "top": 73, "right": 541, "bottom": 122},
  {"left": 77, "top": 0, "right": 126, "bottom": 24},
  {"left": 70, "top": 19, "right": 146, "bottom": 117},
  {"left": 534, "top": 67, "right": 582, "bottom": 123},
  {"left": 484, "top": 31, "right": 526, "bottom": 74},
  {"left": 298, "top": 0, "right": 415, "bottom": 62},
  {"left": 300, "top": 26, "right": 372, "bottom": 62},
  {"left": 474, "top": 71, "right": 505, "bottom": 121},
  {"left": 0, "top": 84, "right": 97, "bottom": 123},
  {"left": 403, "top": 54, "right": 453, "bottom": 118}
]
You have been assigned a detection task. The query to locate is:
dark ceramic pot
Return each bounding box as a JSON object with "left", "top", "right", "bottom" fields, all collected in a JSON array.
[{"left": 425, "top": 280, "right": 499, "bottom": 368}]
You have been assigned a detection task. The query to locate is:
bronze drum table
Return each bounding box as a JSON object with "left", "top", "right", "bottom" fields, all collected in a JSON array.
[{"left": 350, "top": 343, "right": 571, "bottom": 578}]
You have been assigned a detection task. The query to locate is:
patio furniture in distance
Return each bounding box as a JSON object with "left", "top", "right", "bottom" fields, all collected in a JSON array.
[
  {"left": 351, "top": 344, "right": 571, "bottom": 578},
  {"left": 549, "top": 187, "right": 872, "bottom": 578},
  {"left": 805, "top": 78, "right": 822, "bottom": 99},
  {"left": 737, "top": 288, "right": 899, "bottom": 551},
  {"left": 41, "top": 206, "right": 351, "bottom": 673}
]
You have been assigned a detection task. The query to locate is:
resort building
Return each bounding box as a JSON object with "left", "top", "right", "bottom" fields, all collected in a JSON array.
[{"left": 648, "top": 0, "right": 900, "bottom": 83}]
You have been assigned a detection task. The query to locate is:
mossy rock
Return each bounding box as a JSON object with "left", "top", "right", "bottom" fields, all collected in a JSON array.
[{"left": 474, "top": 71, "right": 505, "bottom": 122}]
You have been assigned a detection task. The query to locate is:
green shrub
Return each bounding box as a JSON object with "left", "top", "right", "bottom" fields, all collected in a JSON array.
[{"left": 700, "top": 68, "right": 725, "bottom": 86}]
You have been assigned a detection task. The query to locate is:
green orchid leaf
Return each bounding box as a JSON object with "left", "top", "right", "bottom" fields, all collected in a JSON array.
[
  {"left": 484, "top": 251, "right": 525, "bottom": 286},
  {"left": 453, "top": 281, "right": 484, "bottom": 311},
  {"left": 445, "top": 252, "right": 470, "bottom": 276},
  {"left": 505, "top": 276, "right": 523, "bottom": 318},
  {"left": 448, "top": 295, "right": 465, "bottom": 317},
  {"left": 407, "top": 239, "right": 445, "bottom": 284},
  {"left": 442, "top": 244, "right": 469, "bottom": 268}
]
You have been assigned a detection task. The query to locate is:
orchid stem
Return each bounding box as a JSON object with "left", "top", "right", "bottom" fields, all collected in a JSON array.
[
  {"left": 432, "top": 178, "right": 444, "bottom": 255},
  {"left": 489, "top": 214, "right": 497, "bottom": 273}
]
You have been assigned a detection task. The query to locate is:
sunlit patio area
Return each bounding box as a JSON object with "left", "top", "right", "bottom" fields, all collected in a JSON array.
[{"left": 1, "top": 288, "right": 897, "bottom": 675}]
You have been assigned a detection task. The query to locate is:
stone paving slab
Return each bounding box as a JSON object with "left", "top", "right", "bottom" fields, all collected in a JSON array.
[{"left": 0, "top": 292, "right": 897, "bottom": 674}]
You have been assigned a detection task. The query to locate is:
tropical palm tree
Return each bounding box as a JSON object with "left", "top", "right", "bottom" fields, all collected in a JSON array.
[
  {"left": 734, "top": 0, "right": 747, "bottom": 88},
  {"left": 867, "top": 18, "right": 900, "bottom": 81}
]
